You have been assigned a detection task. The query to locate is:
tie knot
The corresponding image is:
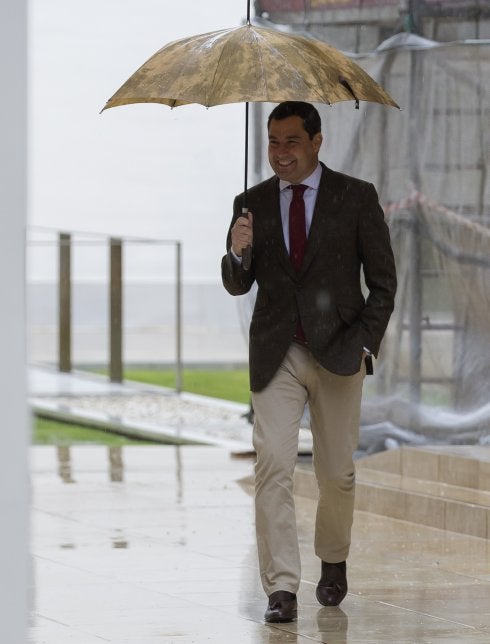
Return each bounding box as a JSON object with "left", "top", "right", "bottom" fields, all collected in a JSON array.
[{"left": 290, "top": 184, "right": 307, "bottom": 198}]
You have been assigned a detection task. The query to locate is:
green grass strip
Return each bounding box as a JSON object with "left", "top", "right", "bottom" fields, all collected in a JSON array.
[
  {"left": 33, "top": 417, "right": 158, "bottom": 446},
  {"left": 124, "top": 368, "right": 250, "bottom": 404}
]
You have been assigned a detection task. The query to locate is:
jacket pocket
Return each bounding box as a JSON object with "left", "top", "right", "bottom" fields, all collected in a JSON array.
[
  {"left": 253, "top": 292, "right": 270, "bottom": 314},
  {"left": 337, "top": 305, "right": 361, "bottom": 325}
]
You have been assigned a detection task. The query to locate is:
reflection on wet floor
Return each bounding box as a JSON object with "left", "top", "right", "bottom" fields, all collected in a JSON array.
[
  {"left": 56, "top": 446, "right": 75, "bottom": 484},
  {"left": 57, "top": 445, "right": 127, "bottom": 484},
  {"left": 108, "top": 446, "right": 124, "bottom": 482},
  {"left": 57, "top": 535, "right": 130, "bottom": 551},
  {"left": 30, "top": 445, "right": 490, "bottom": 644},
  {"left": 55, "top": 444, "right": 186, "bottom": 496}
]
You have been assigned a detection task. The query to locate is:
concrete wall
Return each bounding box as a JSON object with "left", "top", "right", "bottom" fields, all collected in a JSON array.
[{"left": 0, "top": 1, "right": 29, "bottom": 642}]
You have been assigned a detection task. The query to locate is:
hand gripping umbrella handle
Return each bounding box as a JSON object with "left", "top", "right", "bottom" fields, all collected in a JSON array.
[
  {"left": 242, "top": 245, "right": 252, "bottom": 270},
  {"left": 241, "top": 207, "right": 252, "bottom": 271}
]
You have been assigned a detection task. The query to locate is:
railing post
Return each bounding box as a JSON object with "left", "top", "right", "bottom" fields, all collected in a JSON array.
[
  {"left": 58, "top": 232, "right": 71, "bottom": 372},
  {"left": 110, "top": 237, "right": 123, "bottom": 383},
  {"left": 175, "top": 241, "right": 183, "bottom": 393}
]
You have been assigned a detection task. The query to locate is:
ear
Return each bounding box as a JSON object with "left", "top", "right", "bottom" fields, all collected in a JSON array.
[{"left": 313, "top": 132, "right": 323, "bottom": 152}]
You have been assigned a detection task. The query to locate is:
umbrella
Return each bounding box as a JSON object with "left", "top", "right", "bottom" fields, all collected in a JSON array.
[{"left": 101, "top": 1, "right": 399, "bottom": 267}]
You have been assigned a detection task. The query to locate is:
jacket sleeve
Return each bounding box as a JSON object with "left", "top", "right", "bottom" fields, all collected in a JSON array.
[{"left": 356, "top": 183, "right": 397, "bottom": 355}]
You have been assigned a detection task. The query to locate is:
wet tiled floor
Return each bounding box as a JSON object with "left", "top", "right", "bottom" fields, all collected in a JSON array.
[{"left": 30, "top": 446, "right": 490, "bottom": 643}]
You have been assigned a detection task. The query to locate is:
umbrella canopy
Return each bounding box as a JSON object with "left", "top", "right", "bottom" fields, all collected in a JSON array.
[
  {"left": 102, "top": 20, "right": 399, "bottom": 269},
  {"left": 101, "top": 24, "right": 399, "bottom": 111}
]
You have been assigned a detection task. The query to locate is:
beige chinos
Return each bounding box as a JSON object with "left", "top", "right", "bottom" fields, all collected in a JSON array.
[{"left": 251, "top": 341, "right": 365, "bottom": 596}]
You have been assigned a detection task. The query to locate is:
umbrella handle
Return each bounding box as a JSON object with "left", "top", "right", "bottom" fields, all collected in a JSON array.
[{"left": 241, "top": 207, "right": 252, "bottom": 271}]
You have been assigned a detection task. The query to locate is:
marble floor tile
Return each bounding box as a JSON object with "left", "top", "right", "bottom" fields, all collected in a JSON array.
[{"left": 29, "top": 445, "right": 490, "bottom": 643}]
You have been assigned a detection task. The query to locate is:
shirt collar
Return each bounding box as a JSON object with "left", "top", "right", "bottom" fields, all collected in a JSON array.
[{"left": 279, "top": 163, "right": 322, "bottom": 192}]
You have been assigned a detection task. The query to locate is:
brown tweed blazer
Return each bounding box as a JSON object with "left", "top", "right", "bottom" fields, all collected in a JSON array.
[{"left": 221, "top": 163, "right": 397, "bottom": 392}]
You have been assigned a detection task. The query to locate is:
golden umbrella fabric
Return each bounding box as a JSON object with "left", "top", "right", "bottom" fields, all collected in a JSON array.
[{"left": 101, "top": 24, "right": 398, "bottom": 111}]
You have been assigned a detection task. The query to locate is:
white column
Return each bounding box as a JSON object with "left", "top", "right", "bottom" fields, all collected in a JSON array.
[{"left": 0, "top": 0, "right": 29, "bottom": 642}]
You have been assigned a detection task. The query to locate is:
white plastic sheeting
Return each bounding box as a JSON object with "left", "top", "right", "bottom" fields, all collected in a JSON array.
[{"left": 247, "top": 38, "right": 490, "bottom": 451}]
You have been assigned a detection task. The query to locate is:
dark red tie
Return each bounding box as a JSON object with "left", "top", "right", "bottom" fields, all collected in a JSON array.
[
  {"left": 289, "top": 184, "right": 307, "bottom": 271},
  {"left": 289, "top": 184, "right": 307, "bottom": 341}
]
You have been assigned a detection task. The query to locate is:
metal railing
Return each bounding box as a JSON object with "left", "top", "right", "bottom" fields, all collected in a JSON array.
[{"left": 26, "top": 227, "right": 183, "bottom": 392}]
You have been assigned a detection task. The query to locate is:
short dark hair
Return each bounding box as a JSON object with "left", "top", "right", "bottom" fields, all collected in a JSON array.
[{"left": 267, "top": 102, "right": 321, "bottom": 140}]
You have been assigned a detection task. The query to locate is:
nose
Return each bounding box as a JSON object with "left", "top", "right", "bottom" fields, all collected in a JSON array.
[
  {"left": 269, "top": 141, "right": 289, "bottom": 157},
  {"left": 273, "top": 144, "right": 289, "bottom": 158}
]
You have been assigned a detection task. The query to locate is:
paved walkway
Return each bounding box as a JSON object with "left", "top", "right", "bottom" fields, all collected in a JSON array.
[{"left": 30, "top": 444, "right": 490, "bottom": 643}]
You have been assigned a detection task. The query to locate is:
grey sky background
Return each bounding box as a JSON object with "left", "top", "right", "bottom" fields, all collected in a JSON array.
[{"left": 29, "top": 0, "right": 250, "bottom": 282}]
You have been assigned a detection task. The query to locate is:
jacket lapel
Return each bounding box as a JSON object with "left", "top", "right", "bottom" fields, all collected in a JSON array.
[
  {"left": 260, "top": 177, "right": 297, "bottom": 278},
  {"left": 299, "top": 164, "right": 344, "bottom": 277}
]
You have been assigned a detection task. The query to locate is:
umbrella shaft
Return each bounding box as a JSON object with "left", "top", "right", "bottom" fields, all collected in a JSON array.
[{"left": 244, "top": 101, "right": 249, "bottom": 207}]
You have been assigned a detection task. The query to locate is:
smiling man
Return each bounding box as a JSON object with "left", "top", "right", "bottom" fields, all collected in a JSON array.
[{"left": 221, "top": 102, "right": 397, "bottom": 623}]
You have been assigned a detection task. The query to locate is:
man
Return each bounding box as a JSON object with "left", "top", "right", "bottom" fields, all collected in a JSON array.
[{"left": 221, "top": 102, "right": 396, "bottom": 623}]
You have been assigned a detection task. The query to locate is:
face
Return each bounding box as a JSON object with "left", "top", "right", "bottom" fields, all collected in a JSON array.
[{"left": 268, "top": 115, "right": 323, "bottom": 184}]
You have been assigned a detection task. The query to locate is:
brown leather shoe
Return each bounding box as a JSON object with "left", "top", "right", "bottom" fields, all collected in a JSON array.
[
  {"left": 264, "top": 590, "right": 297, "bottom": 623},
  {"left": 316, "top": 561, "right": 348, "bottom": 606}
]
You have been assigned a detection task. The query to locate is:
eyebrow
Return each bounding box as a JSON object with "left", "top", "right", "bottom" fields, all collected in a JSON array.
[{"left": 268, "top": 134, "right": 302, "bottom": 141}]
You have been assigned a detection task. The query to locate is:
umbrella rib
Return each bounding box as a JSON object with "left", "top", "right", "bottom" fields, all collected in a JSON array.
[
  {"left": 205, "top": 31, "right": 232, "bottom": 106},
  {"left": 254, "top": 30, "right": 331, "bottom": 104},
  {"left": 250, "top": 29, "right": 269, "bottom": 98}
]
